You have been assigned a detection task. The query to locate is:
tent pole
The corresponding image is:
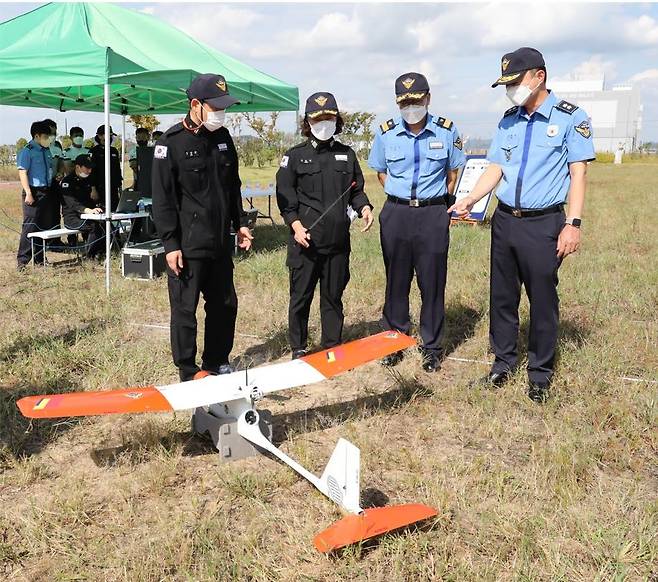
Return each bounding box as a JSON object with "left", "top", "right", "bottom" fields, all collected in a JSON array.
[
  {"left": 121, "top": 114, "right": 126, "bottom": 190},
  {"left": 104, "top": 83, "right": 111, "bottom": 295}
]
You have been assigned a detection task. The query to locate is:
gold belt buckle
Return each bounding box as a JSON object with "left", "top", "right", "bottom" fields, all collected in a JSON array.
[
  {"left": 409, "top": 199, "right": 420, "bottom": 208},
  {"left": 512, "top": 208, "right": 522, "bottom": 217}
]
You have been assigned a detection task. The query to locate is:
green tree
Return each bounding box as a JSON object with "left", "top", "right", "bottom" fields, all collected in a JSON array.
[
  {"left": 128, "top": 114, "right": 160, "bottom": 133},
  {"left": 339, "top": 111, "right": 376, "bottom": 159},
  {"left": 16, "top": 137, "right": 28, "bottom": 152}
]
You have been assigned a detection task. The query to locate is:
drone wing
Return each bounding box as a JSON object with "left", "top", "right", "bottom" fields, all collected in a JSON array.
[{"left": 17, "top": 331, "right": 415, "bottom": 419}]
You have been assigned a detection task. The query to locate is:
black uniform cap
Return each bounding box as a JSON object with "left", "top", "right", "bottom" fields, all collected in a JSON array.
[
  {"left": 96, "top": 124, "right": 117, "bottom": 137},
  {"left": 305, "top": 92, "right": 339, "bottom": 119},
  {"left": 186, "top": 73, "right": 240, "bottom": 109},
  {"left": 492, "top": 47, "right": 545, "bottom": 88},
  {"left": 74, "top": 154, "right": 94, "bottom": 169},
  {"left": 395, "top": 72, "right": 430, "bottom": 103}
]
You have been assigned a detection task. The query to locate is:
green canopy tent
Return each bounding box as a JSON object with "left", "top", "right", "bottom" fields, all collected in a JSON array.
[{"left": 0, "top": 2, "right": 299, "bottom": 291}]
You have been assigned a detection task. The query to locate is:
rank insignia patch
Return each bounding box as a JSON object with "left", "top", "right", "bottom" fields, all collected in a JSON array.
[{"left": 454, "top": 136, "right": 463, "bottom": 150}]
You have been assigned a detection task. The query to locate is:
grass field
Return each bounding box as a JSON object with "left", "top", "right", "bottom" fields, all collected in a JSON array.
[{"left": 0, "top": 161, "right": 656, "bottom": 581}]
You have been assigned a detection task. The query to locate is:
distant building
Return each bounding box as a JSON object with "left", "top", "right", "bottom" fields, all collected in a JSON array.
[{"left": 548, "top": 77, "right": 642, "bottom": 152}]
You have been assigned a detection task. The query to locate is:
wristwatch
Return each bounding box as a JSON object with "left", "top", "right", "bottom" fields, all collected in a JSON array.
[{"left": 565, "top": 217, "right": 582, "bottom": 228}]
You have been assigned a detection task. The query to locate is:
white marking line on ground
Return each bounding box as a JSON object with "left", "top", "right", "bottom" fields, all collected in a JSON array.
[
  {"left": 447, "top": 356, "right": 492, "bottom": 365},
  {"left": 620, "top": 376, "right": 658, "bottom": 384}
]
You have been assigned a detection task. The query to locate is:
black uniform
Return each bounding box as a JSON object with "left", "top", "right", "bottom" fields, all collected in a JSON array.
[
  {"left": 58, "top": 171, "right": 104, "bottom": 258},
  {"left": 89, "top": 143, "right": 122, "bottom": 211},
  {"left": 276, "top": 137, "right": 371, "bottom": 351},
  {"left": 152, "top": 114, "right": 247, "bottom": 381}
]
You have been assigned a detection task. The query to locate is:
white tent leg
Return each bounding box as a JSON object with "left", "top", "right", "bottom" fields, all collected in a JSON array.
[
  {"left": 121, "top": 114, "right": 126, "bottom": 190},
  {"left": 104, "top": 83, "right": 111, "bottom": 294}
]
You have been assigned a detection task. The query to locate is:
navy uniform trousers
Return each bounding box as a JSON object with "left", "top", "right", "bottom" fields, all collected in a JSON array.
[
  {"left": 167, "top": 254, "right": 238, "bottom": 381},
  {"left": 489, "top": 207, "right": 565, "bottom": 384},
  {"left": 379, "top": 199, "right": 450, "bottom": 354}
]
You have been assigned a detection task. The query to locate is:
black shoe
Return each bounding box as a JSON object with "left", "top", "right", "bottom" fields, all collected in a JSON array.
[
  {"left": 291, "top": 349, "right": 307, "bottom": 360},
  {"left": 421, "top": 352, "right": 441, "bottom": 373},
  {"left": 381, "top": 350, "right": 404, "bottom": 367},
  {"left": 470, "top": 370, "right": 511, "bottom": 389},
  {"left": 203, "top": 363, "right": 234, "bottom": 375},
  {"left": 528, "top": 380, "right": 550, "bottom": 403}
]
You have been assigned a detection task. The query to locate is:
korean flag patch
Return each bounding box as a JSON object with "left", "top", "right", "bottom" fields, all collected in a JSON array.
[
  {"left": 280, "top": 155, "right": 289, "bottom": 168},
  {"left": 217, "top": 143, "right": 228, "bottom": 151},
  {"left": 154, "top": 145, "right": 168, "bottom": 159}
]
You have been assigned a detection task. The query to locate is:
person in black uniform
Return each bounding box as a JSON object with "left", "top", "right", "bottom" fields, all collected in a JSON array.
[
  {"left": 152, "top": 73, "right": 253, "bottom": 382},
  {"left": 276, "top": 92, "right": 374, "bottom": 359},
  {"left": 89, "top": 124, "right": 122, "bottom": 211},
  {"left": 59, "top": 154, "right": 105, "bottom": 258}
]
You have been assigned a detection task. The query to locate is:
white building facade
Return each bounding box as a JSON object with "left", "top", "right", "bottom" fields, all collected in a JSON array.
[{"left": 548, "top": 78, "right": 643, "bottom": 152}]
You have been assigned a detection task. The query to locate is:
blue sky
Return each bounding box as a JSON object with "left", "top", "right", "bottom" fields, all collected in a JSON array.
[{"left": 1, "top": 2, "right": 658, "bottom": 144}]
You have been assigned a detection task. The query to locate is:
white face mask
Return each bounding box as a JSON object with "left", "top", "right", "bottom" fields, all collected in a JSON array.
[
  {"left": 506, "top": 77, "right": 540, "bottom": 107},
  {"left": 202, "top": 105, "right": 225, "bottom": 132},
  {"left": 400, "top": 104, "right": 428, "bottom": 125},
  {"left": 72, "top": 136, "right": 84, "bottom": 146},
  {"left": 78, "top": 170, "right": 90, "bottom": 179},
  {"left": 310, "top": 120, "right": 337, "bottom": 141}
]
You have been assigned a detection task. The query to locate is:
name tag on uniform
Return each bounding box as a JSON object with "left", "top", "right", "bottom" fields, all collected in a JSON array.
[
  {"left": 217, "top": 143, "right": 228, "bottom": 151},
  {"left": 429, "top": 141, "right": 444, "bottom": 149},
  {"left": 546, "top": 125, "right": 560, "bottom": 137},
  {"left": 335, "top": 154, "right": 348, "bottom": 161},
  {"left": 154, "top": 145, "right": 168, "bottom": 159}
]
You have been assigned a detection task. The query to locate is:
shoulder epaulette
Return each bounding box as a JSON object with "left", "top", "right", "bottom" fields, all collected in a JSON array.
[
  {"left": 503, "top": 106, "right": 519, "bottom": 117},
  {"left": 555, "top": 100, "right": 578, "bottom": 115},
  {"left": 165, "top": 122, "right": 185, "bottom": 137},
  {"left": 380, "top": 119, "right": 396, "bottom": 134},
  {"left": 435, "top": 116, "right": 453, "bottom": 130}
]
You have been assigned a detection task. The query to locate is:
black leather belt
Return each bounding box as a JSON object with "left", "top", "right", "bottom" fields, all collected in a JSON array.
[
  {"left": 387, "top": 195, "right": 447, "bottom": 207},
  {"left": 498, "top": 202, "right": 563, "bottom": 218}
]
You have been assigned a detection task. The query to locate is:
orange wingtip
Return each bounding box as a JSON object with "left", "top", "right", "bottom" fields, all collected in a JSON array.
[
  {"left": 16, "top": 386, "right": 171, "bottom": 419},
  {"left": 313, "top": 503, "right": 437, "bottom": 553},
  {"left": 302, "top": 331, "right": 416, "bottom": 378}
]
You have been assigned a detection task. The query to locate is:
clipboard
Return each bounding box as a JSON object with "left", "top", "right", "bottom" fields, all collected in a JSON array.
[{"left": 451, "top": 155, "right": 495, "bottom": 223}]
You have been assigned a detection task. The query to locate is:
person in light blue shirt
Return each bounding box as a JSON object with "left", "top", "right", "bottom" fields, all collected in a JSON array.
[
  {"left": 450, "top": 47, "right": 595, "bottom": 403},
  {"left": 367, "top": 72, "right": 466, "bottom": 373},
  {"left": 16, "top": 120, "right": 54, "bottom": 268}
]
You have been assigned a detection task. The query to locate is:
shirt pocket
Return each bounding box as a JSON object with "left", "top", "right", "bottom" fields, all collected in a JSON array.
[
  {"left": 536, "top": 125, "right": 566, "bottom": 150},
  {"left": 424, "top": 147, "right": 448, "bottom": 175},
  {"left": 385, "top": 147, "right": 406, "bottom": 177},
  {"left": 334, "top": 160, "right": 352, "bottom": 192},
  {"left": 181, "top": 158, "right": 208, "bottom": 192},
  {"left": 296, "top": 162, "right": 322, "bottom": 198}
]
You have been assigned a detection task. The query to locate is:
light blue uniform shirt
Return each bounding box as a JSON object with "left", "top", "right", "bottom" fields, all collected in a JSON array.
[
  {"left": 487, "top": 91, "right": 595, "bottom": 209},
  {"left": 16, "top": 139, "right": 53, "bottom": 187},
  {"left": 368, "top": 113, "right": 466, "bottom": 200}
]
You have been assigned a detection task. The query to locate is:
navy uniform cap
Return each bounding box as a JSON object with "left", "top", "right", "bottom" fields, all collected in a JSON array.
[
  {"left": 186, "top": 73, "right": 240, "bottom": 109},
  {"left": 492, "top": 47, "right": 545, "bottom": 87},
  {"left": 74, "top": 154, "right": 94, "bottom": 168},
  {"left": 305, "top": 92, "right": 339, "bottom": 118},
  {"left": 395, "top": 72, "right": 430, "bottom": 103}
]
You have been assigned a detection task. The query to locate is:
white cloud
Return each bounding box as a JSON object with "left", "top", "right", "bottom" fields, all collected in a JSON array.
[
  {"left": 249, "top": 11, "right": 364, "bottom": 58},
  {"left": 628, "top": 68, "right": 658, "bottom": 83},
  {"left": 139, "top": 7, "right": 155, "bottom": 15},
  {"left": 624, "top": 15, "right": 658, "bottom": 46},
  {"left": 552, "top": 55, "right": 617, "bottom": 83}
]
